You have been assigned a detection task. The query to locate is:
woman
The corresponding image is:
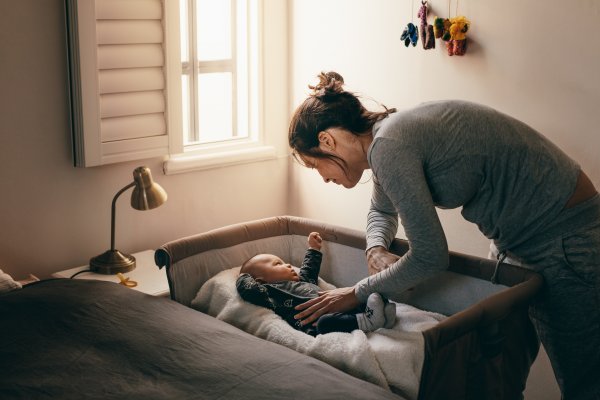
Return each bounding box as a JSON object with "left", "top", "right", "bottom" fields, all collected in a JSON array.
[{"left": 289, "top": 71, "right": 599, "bottom": 400}]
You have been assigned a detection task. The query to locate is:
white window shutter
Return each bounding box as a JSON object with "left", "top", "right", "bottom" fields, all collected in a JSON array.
[{"left": 66, "top": 0, "right": 182, "bottom": 167}]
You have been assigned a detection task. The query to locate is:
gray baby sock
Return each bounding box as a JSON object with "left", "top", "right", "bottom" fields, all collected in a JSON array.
[
  {"left": 383, "top": 302, "right": 397, "bottom": 329},
  {"left": 356, "top": 293, "right": 386, "bottom": 332}
]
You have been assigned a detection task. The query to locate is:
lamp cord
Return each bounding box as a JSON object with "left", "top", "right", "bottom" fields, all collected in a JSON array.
[{"left": 69, "top": 269, "right": 91, "bottom": 279}]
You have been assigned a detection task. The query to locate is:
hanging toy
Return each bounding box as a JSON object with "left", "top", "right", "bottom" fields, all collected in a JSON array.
[
  {"left": 417, "top": 1, "right": 435, "bottom": 49},
  {"left": 400, "top": 0, "right": 419, "bottom": 47},
  {"left": 433, "top": 17, "right": 451, "bottom": 39},
  {"left": 446, "top": 16, "right": 470, "bottom": 56},
  {"left": 401, "top": 23, "right": 419, "bottom": 47}
]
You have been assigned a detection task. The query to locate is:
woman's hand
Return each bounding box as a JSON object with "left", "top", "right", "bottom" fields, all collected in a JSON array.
[
  {"left": 367, "top": 246, "right": 400, "bottom": 275},
  {"left": 294, "top": 286, "right": 359, "bottom": 326}
]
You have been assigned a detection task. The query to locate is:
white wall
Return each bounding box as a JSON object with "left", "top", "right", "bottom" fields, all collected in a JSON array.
[
  {"left": 289, "top": 0, "right": 600, "bottom": 256},
  {"left": 288, "top": 1, "right": 600, "bottom": 399},
  {"left": 0, "top": 0, "right": 290, "bottom": 279}
]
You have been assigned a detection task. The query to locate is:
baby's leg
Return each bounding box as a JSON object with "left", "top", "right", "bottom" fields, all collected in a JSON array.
[
  {"left": 356, "top": 293, "right": 386, "bottom": 332},
  {"left": 316, "top": 313, "right": 358, "bottom": 334}
]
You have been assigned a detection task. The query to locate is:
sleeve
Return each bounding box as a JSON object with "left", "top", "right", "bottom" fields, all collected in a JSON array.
[
  {"left": 297, "top": 249, "right": 322, "bottom": 284},
  {"left": 366, "top": 177, "right": 400, "bottom": 251},
  {"left": 355, "top": 138, "right": 449, "bottom": 303},
  {"left": 236, "top": 273, "right": 275, "bottom": 310}
]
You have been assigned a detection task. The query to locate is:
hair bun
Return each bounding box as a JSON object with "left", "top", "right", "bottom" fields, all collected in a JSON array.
[{"left": 309, "top": 71, "right": 345, "bottom": 100}]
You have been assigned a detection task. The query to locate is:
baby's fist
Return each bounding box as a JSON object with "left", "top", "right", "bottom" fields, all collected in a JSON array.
[{"left": 308, "top": 232, "right": 323, "bottom": 250}]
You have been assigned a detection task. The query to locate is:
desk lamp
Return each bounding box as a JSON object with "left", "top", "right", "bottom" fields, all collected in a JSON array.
[{"left": 89, "top": 166, "right": 167, "bottom": 274}]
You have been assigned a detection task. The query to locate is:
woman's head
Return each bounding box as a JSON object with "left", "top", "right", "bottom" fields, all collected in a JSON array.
[{"left": 288, "top": 72, "right": 395, "bottom": 187}]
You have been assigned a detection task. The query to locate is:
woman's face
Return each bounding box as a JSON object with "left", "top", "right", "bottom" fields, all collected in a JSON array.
[
  {"left": 301, "top": 128, "right": 368, "bottom": 189},
  {"left": 303, "top": 156, "right": 362, "bottom": 189}
]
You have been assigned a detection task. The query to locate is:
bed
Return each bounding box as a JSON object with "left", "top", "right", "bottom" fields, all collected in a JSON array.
[
  {"left": 155, "top": 216, "right": 543, "bottom": 400},
  {"left": 0, "top": 278, "right": 399, "bottom": 400}
]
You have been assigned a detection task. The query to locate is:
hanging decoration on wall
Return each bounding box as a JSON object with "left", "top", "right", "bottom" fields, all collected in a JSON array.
[
  {"left": 446, "top": 15, "right": 470, "bottom": 56},
  {"left": 435, "top": 0, "right": 470, "bottom": 56},
  {"left": 400, "top": 0, "right": 419, "bottom": 47},
  {"left": 433, "top": 17, "right": 451, "bottom": 40},
  {"left": 402, "top": 0, "right": 471, "bottom": 56},
  {"left": 418, "top": 1, "right": 435, "bottom": 49}
]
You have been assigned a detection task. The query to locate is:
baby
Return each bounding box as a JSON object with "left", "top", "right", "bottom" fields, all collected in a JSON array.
[{"left": 236, "top": 232, "right": 396, "bottom": 336}]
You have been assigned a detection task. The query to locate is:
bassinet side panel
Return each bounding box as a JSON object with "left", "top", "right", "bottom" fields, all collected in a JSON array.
[
  {"left": 162, "top": 236, "right": 294, "bottom": 306},
  {"left": 156, "top": 216, "right": 373, "bottom": 306},
  {"left": 417, "top": 270, "right": 543, "bottom": 400},
  {"left": 156, "top": 216, "right": 537, "bottom": 314}
]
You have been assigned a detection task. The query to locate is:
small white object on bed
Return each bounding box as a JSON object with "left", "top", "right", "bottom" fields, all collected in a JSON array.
[
  {"left": 0, "top": 269, "right": 21, "bottom": 294},
  {"left": 192, "top": 266, "right": 446, "bottom": 400}
]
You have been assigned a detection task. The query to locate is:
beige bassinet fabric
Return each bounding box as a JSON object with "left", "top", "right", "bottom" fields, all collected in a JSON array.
[{"left": 156, "top": 216, "right": 543, "bottom": 400}]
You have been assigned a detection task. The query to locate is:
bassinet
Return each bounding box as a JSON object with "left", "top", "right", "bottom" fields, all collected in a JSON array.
[{"left": 155, "top": 216, "right": 541, "bottom": 400}]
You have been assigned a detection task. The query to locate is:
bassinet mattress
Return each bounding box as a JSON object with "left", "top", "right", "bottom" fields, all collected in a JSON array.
[{"left": 192, "top": 266, "right": 446, "bottom": 400}]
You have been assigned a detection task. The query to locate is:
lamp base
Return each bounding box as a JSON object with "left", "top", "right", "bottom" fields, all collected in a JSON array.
[{"left": 89, "top": 249, "right": 136, "bottom": 275}]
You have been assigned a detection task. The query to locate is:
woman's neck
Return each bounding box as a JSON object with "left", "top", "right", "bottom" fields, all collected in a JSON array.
[{"left": 357, "top": 131, "right": 374, "bottom": 170}]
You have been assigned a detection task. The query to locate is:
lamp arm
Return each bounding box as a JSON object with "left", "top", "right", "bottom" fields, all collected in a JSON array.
[{"left": 110, "top": 181, "right": 136, "bottom": 251}]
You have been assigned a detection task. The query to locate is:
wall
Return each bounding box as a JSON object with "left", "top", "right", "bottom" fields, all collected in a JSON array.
[
  {"left": 289, "top": 0, "right": 600, "bottom": 256},
  {"left": 288, "top": 1, "right": 600, "bottom": 399},
  {"left": 0, "top": 0, "right": 290, "bottom": 279}
]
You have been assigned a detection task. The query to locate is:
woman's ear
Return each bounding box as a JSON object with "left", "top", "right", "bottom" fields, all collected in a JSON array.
[{"left": 317, "top": 131, "right": 336, "bottom": 151}]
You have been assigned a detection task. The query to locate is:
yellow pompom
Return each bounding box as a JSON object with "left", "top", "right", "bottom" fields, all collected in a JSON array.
[{"left": 448, "top": 16, "right": 470, "bottom": 40}]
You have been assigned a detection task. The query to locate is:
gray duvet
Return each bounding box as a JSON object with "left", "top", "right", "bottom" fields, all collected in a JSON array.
[{"left": 0, "top": 279, "right": 401, "bottom": 400}]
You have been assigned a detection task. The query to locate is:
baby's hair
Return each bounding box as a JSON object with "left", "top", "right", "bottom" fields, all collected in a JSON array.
[{"left": 239, "top": 254, "right": 258, "bottom": 275}]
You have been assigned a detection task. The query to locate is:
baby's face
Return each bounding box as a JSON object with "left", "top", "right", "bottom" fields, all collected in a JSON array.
[{"left": 246, "top": 254, "right": 299, "bottom": 283}]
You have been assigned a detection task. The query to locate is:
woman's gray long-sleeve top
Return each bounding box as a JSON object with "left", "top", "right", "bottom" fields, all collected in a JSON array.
[{"left": 354, "top": 100, "right": 579, "bottom": 303}]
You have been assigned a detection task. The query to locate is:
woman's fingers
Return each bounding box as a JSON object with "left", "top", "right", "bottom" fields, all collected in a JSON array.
[
  {"left": 294, "top": 287, "right": 359, "bottom": 326},
  {"left": 295, "top": 299, "right": 330, "bottom": 325},
  {"left": 294, "top": 295, "right": 321, "bottom": 311}
]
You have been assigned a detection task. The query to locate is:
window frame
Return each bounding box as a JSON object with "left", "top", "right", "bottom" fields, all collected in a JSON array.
[{"left": 164, "top": 0, "right": 276, "bottom": 175}]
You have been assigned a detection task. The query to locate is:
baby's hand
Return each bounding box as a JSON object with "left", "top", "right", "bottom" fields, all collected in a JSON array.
[{"left": 308, "top": 232, "right": 323, "bottom": 251}]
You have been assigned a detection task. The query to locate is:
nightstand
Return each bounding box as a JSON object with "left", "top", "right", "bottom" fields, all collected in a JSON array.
[{"left": 52, "top": 250, "right": 169, "bottom": 297}]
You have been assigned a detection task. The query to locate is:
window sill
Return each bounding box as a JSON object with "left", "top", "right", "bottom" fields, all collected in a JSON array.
[{"left": 163, "top": 145, "right": 277, "bottom": 175}]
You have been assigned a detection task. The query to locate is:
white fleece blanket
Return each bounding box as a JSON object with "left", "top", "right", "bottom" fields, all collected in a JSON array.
[{"left": 191, "top": 267, "right": 446, "bottom": 400}]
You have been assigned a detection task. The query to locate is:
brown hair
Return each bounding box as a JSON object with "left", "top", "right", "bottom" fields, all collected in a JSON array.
[{"left": 288, "top": 71, "right": 395, "bottom": 171}]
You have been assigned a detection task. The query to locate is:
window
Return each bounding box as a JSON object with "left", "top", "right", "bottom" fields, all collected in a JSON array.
[
  {"left": 164, "top": 0, "right": 278, "bottom": 174},
  {"left": 67, "top": 0, "right": 281, "bottom": 171},
  {"left": 179, "top": 0, "right": 259, "bottom": 148}
]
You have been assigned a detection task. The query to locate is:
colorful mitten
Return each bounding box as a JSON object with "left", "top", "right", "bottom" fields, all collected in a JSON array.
[
  {"left": 417, "top": 1, "right": 435, "bottom": 50},
  {"left": 400, "top": 23, "right": 419, "bottom": 47}
]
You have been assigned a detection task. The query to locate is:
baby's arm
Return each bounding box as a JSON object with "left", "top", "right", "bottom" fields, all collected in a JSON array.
[
  {"left": 236, "top": 274, "right": 275, "bottom": 310},
  {"left": 298, "top": 232, "right": 323, "bottom": 284},
  {"left": 308, "top": 232, "right": 322, "bottom": 250}
]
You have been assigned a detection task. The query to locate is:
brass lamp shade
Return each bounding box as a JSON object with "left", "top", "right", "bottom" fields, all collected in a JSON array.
[
  {"left": 89, "top": 166, "right": 167, "bottom": 275},
  {"left": 131, "top": 166, "right": 168, "bottom": 211}
]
